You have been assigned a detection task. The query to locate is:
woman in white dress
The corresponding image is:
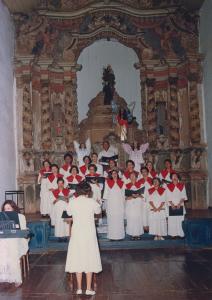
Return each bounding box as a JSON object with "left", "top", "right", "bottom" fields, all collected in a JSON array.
[
  {"left": 159, "top": 159, "right": 176, "bottom": 184},
  {"left": 139, "top": 167, "right": 153, "bottom": 228},
  {"left": 65, "top": 181, "right": 102, "bottom": 296},
  {"left": 59, "top": 152, "right": 73, "bottom": 179},
  {"left": 74, "top": 138, "right": 91, "bottom": 167},
  {"left": 0, "top": 200, "right": 28, "bottom": 287},
  {"left": 50, "top": 178, "right": 70, "bottom": 240},
  {"left": 147, "top": 178, "right": 167, "bottom": 240},
  {"left": 166, "top": 173, "right": 188, "bottom": 237},
  {"left": 86, "top": 164, "right": 103, "bottom": 204},
  {"left": 91, "top": 152, "right": 103, "bottom": 175},
  {"left": 125, "top": 172, "right": 145, "bottom": 240},
  {"left": 79, "top": 155, "right": 92, "bottom": 176},
  {"left": 103, "top": 170, "right": 125, "bottom": 240},
  {"left": 46, "top": 164, "right": 64, "bottom": 223},
  {"left": 122, "top": 160, "right": 139, "bottom": 184},
  {"left": 66, "top": 165, "right": 83, "bottom": 195},
  {"left": 145, "top": 161, "right": 158, "bottom": 178},
  {"left": 38, "top": 160, "right": 52, "bottom": 217},
  {"left": 103, "top": 159, "right": 121, "bottom": 178}
]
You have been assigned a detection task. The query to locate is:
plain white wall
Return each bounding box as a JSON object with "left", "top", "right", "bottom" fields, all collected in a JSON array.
[
  {"left": 77, "top": 39, "right": 142, "bottom": 127},
  {"left": 0, "top": 0, "right": 16, "bottom": 206},
  {"left": 200, "top": 0, "right": 212, "bottom": 206}
]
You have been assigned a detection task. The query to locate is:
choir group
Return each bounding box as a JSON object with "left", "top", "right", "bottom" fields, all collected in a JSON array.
[
  {"left": 38, "top": 139, "right": 188, "bottom": 241},
  {"left": 0, "top": 138, "right": 188, "bottom": 290}
]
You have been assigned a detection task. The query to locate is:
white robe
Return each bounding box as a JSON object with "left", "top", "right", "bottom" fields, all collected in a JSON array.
[
  {"left": 90, "top": 183, "right": 103, "bottom": 204},
  {"left": 65, "top": 196, "right": 102, "bottom": 273},
  {"left": 139, "top": 178, "right": 153, "bottom": 227},
  {"left": 79, "top": 165, "right": 89, "bottom": 177},
  {"left": 38, "top": 172, "right": 50, "bottom": 215},
  {"left": 103, "top": 169, "right": 122, "bottom": 179},
  {"left": 60, "top": 165, "right": 72, "bottom": 179},
  {"left": 122, "top": 143, "right": 149, "bottom": 172},
  {"left": 98, "top": 146, "right": 118, "bottom": 166},
  {"left": 125, "top": 184, "right": 145, "bottom": 236},
  {"left": 93, "top": 163, "right": 103, "bottom": 176},
  {"left": 50, "top": 191, "right": 70, "bottom": 237},
  {"left": 73, "top": 138, "right": 91, "bottom": 167},
  {"left": 159, "top": 169, "right": 175, "bottom": 186},
  {"left": 166, "top": 184, "right": 187, "bottom": 237},
  {"left": 0, "top": 214, "right": 28, "bottom": 284},
  {"left": 147, "top": 188, "right": 167, "bottom": 236},
  {"left": 103, "top": 180, "right": 125, "bottom": 240},
  {"left": 46, "top": 175, "right": 64, "bottom": 223},
  {"left": 66, "top": 175, "right": 83, "bottom": 196}
]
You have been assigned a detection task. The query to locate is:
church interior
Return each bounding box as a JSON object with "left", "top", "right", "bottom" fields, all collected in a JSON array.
[{"left": 1, "top": 0, "right": 212, "bottom": 299}]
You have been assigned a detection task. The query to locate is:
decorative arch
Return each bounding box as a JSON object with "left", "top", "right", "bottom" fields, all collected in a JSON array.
[
  {"left": 14, "top": 1, "right": 208, "bottom": 210},
  {"left": 76, "top": 38, "right": 142, "bottom": 127}
]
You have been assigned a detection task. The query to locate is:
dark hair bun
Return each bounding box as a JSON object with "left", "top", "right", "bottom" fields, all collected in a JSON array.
[{"left": 76, "top": 181, "right": 92, "bottom": 197}]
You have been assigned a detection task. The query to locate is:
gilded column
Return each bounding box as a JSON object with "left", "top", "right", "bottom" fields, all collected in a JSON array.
[
  {"left": 188, "top": 73, "right": 201, "bottom": 145},
  {"left": 41, "top": 81, "right": 52, "bottom": 150},
  {"left": 146, "top": 78, "right": 156, "bottom": 146},
  {"left": 169, "top": 77, "right": 180, "bottom": 147},
  {"left": 64, "top": 80, "right": 75, "bottom": 149},
  {"left": 22, "top": 77, "right": 33, "bottom": 149}
]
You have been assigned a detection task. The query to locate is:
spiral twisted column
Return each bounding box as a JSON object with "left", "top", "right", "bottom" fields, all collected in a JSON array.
[
  {"left": 146, "top": 78, "right": 156, "bottom": 146},
  {"left": 169, "top": 77, "right": 180, "bottom": 147}
]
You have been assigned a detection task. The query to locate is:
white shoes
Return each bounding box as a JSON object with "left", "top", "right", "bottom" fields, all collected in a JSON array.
[
  {"left": 76, "top": 289, "right": 96, "bottom": 295},
  {"left": 76, "top": 289, "right": 82, "bottom": 295},
  {"left": 154, "top": 236, "right": 165, "bottom": 241},
  {"left": 85, "top": 290, "right": 96, "bottom": 295}
]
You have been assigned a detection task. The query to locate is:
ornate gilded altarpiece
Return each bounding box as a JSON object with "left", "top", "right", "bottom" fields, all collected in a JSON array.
[{"left": 14, "top": 0, "right": 207, "bottom": 212}]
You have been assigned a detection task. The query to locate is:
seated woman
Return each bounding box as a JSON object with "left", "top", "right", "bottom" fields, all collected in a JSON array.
[
  {"left": 147, "top": 178, "right": 167, "bottom": 240},
  {"left": 103, "top": 170, "right": 125, "bottom": 240},
  {"left": 66, "top": 165, "right": 83, "bottom": 195},
  {"left": 50, "top": 178, "right": 70, "bottom": 241},
  {"left": 38, "top": 160, "right": 52, "bottom": 217},
  {"left": 166, "top": 173, "right": 188, "bottom": 238},
  {"left": 125, "top": 172, "right": 145, "bottom": 240},
  {"left": 0, "top": 200, "right": 28, "bottom": 287},
  {"left": 79, "top": 155, "right": 92, "bottom": 176},
  {"left": 65, "top": 181, "right": 102, "bottom": 296}
]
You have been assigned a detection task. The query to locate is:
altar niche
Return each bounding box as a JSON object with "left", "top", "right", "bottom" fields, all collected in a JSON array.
[
  {"left": 14, "top": 2, "right": 208, "bottom": 211},
  {"left": 76, "top": 39, "right": 143, "bottom": 148}
]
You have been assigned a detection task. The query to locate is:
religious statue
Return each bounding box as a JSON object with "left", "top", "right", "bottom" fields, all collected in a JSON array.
[
  {"left": 116, "top": 106, "right": 136, "bottom": 142},
  {"left": 20, "top": 151, "right": 34, "bottom": 173},
  {"left": 102, "top": 65, "right": 115, "bottom": 105},
  {"left": 191, "top": 149, "right": 202, "bottom": 169},
  {"left": 170, "top": 150, "right": 183, "bottom": 170}
]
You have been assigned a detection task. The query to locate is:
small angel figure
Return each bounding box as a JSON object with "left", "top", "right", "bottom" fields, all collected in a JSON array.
[{"left": 122, "top": 141, "right": 149, "bottom": 172}]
